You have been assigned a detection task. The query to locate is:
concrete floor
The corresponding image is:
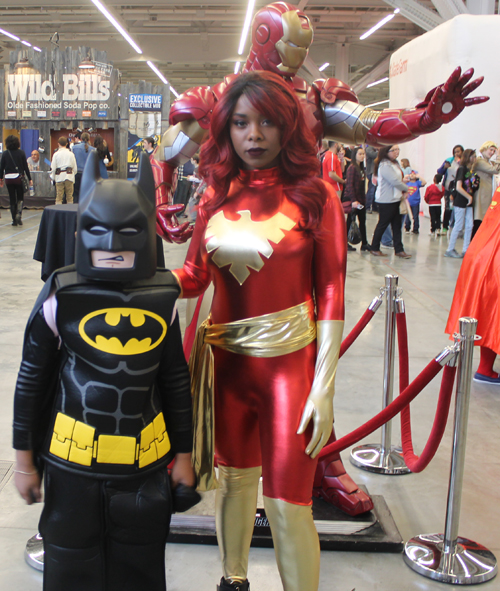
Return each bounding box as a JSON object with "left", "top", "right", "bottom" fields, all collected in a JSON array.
[{"left": 0, "top": 209, "right": 498, "bottom": 590}]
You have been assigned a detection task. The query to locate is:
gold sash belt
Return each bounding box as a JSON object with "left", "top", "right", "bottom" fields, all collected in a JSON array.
[{"left": 190, "top": 300, "right": 316, "bottom": 491}]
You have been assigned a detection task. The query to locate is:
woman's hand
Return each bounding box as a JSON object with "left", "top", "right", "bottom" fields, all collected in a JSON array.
[
  {"left": 170, "top": 453, "right": 196, "bottom": 489},
  {"left": 352, "top": 201, "right": 360, "bottom": 209},
  {"left": 297, "top": 390, "right": 334, "bottom": 458},
  {"left": 29, "top": 180, "right": 33, "bottom": 186},
  {"left": 297, "top": 320, "right": 343, "bottom": 459}
]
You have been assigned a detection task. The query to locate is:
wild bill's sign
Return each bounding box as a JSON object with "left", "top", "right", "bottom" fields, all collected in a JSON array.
[{"left": 6, "top": 73, "right": 112, "bottom": 119}]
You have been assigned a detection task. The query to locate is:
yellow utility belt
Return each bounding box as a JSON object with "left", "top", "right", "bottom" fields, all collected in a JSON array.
[{"left": 49, "top": 411, "right": 171, "bottom": 469}]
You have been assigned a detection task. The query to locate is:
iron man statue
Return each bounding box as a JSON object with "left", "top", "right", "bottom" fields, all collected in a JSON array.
[{"left": 154, "top": 1, "right": 487, "bottom": 515}]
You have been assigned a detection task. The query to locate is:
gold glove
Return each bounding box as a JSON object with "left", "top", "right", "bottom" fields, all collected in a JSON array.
[{"left": 297, "top": 319, "right": 344, "bottom": 458}]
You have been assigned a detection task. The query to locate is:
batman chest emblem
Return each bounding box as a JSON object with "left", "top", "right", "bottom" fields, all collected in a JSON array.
[
  {"left": 205, "top": 210, "right": 296, "bottom": 285},
  {"left": 78, "top": 308, "right": 167, "bottom": 355}
]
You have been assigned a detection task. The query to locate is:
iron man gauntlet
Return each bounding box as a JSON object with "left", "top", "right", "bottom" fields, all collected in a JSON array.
[{"left": 297, "top": 320, "right": 344, "bottom": 459}]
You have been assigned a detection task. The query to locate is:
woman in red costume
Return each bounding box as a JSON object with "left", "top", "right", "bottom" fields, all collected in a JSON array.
[
  {"left": 173, "top": 71, "right": 346, "bottom": 591},
  {"left": 446, "top": 188, "right": 500, "bottom": 384}
]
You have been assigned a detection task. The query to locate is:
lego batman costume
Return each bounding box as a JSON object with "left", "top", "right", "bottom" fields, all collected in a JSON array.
[{"left": 13, "top": 152, "right": 194, "bottom": 591}]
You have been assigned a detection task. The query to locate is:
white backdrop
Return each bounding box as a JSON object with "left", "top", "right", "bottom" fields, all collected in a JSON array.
[{"left": 388, "top": 15, "right": 500, "bottom": 213}]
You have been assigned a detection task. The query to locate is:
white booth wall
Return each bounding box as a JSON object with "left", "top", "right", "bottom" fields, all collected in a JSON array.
[{"left": 388, "top": 15, "right": 500, "bottom": 214}]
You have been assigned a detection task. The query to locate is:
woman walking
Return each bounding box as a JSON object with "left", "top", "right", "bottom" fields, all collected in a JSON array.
[
  {"left": 444, "top": 149, "right": 478, "bottom": 258},
  {"left": 370, "top": 145, "right": 411, "bottom": 258},
  {"left": 344, "top": 147, "right": 370, "bottom": 251},
  {"left": 0, "top": 135, "right": 32, "bottom": 226}
]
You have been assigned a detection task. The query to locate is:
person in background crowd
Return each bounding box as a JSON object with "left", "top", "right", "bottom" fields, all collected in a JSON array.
[
  {"left": 424, "top": 173, "right": 445, "bottom": 236},
  {"left": 50, "top": 137, "right": 77, "bottom": 205},
  {"left": 364, "top": 145, "right": 378, "bottom": 213},
  {"left": 143, "top": 136, "right": 156, "bottom": 155},
  {"left": 344, "top": 147, "right": 370, "bottom": 251},
  {"left": 404, "top": 170, "right": 426, "bottom": 234},
  {"left": 72, "top": 132, "right": 95, "bottom": 202},
  {"left": 93, "top": 135, "right": 114, "bottom": 179},
  {"left": 173, "top": 156, "right": 195, "bottom": 210},
  {"left": 472, "top": 140, "right": 500, "bottom": 238},
  {"left": 370, "top": 145, "right": 411, "bottom": 259},
  {"left": 444, "top": 148, "right": 478, "bottom": 258},
  {"left": 438, "top": 144, "right": 463, "bottom": 233},
  {"left": 400, "top": 158, "right": 412, "bottom": 177},
  {"left": 0, "top": 134, "right": 32, "bottom": 226},
  {"left": 27, "top": 149, "right": 41, "bottom": 172},
  {"left": 322, "top": 141, "right": 345, "bottom": 196}
]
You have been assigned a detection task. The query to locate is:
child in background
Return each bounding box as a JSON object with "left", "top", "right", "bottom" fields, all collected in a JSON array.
[
  {"left": 404, "top": 170, "right": 427, "bottom": 234},
  {"left": 425, "top": 173, "right": 445, "bottom": 236},
  {"left": 401, "top": 158, "right": 412, "bottom": 177}
]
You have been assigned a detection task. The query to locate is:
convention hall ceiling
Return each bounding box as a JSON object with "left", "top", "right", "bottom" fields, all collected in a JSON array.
[{"left": 0, "top": 1, "right": 444, "bottom": 107}]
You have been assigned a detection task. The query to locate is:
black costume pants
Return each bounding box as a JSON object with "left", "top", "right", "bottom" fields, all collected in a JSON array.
[
  {"left": 6, "top": 181, "right": 23, "bottom": 221},
  {"left": 371, "top": 202, "right": 404, "bottom": 253},
  {"left": 39, "top": 464, "right": 172, "bottom": 591}
]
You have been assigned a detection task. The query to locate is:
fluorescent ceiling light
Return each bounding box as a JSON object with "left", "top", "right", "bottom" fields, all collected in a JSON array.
[
  {"left": 90, "top": 0, "right": 142, "bottom": 54},
  {"left": 367, "top": 77, "right": 389, "bottom": 88},
  {"left": 33, "top": 47, "right": 42, "bottom": 52},
  {"left": 0, "top": 28, "right": 20, "bottom": 41},
  {"left": 366, "top": 99, "right": 390, "bottom": 107},
  {"left": 147, "top": 61, "right": 179, "bottom": 98},
  {"left": 238, "top": 0, "right": 256, "bottom": 55},
  {"left": 360, "top": 10, "right": 399, "bottom": 40},
  {"left": 318, "top": 62, "right": 330, "bottom": 72},
  {"left": 234, "top": 61, "right": 241, "bottom": 75},
  {"left": 21, "top": 40, "right": 32, "bottom": 47}
]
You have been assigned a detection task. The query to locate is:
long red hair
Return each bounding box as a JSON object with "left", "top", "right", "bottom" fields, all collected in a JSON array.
[{"left": 199, "top": 71, "right": 327, "bottom": 232}]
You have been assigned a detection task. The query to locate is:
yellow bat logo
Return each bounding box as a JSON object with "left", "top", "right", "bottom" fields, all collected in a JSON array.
[
  {"left": 79, "top": 308, "right": 167, "bottom": 355},
  {"left": 205, "top": 210, "right": 296, "bottom": 285}
]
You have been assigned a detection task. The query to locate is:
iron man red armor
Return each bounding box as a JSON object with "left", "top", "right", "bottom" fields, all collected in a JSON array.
[{"left": 154, "top": 1, "right": 487, "bottom": 515}]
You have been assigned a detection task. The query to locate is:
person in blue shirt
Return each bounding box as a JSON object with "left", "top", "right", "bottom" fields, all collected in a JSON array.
[{"left": 404, "top": 170, "right": 427, "bottom": 234}]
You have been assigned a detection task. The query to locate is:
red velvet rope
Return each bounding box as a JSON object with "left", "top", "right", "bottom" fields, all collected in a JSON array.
[
  {"left": 318, "top": 358, "right": 443, "bottom": 458},
  {"left": 339, "top": 308, "right": 375, "bottom": 358},
  {"left": 396, "top": 310, "right": 457, "bottom": 472},
  {"left": 400, "top": 365, "right": 456, "bottom": 472}
]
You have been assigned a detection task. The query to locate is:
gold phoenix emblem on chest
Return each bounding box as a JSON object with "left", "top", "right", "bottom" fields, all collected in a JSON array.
[{"left": 205, "top": 210, "right": 296, "bottom": 285}]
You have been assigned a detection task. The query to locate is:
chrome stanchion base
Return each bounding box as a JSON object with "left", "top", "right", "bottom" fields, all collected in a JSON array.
[
  {"left": 25, "top": 533, "right": 44, "bottom": 571},
  {"left": 350, "top": 444, "right": 411, "bottom": 474},
  {"left": 404, "top": 534, "right": 497, "bottom": 584}
]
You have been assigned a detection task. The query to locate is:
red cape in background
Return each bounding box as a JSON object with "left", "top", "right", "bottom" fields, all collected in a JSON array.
[{"left": 445, "top": 189, "right": 500, "bottom": 354}]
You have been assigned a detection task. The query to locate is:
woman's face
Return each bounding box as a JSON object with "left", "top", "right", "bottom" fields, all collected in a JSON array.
[
  {"left": 229, "top": 95, "right": 281, "bottom": 170},
  {"left": 453, "top": 146, "right": 463, "bottom": 160},
  {"left": 356, "top": 149, "right": 365, "bottom": 164},
  {"left": 469, "top": 153, "right": 476, "bottom": 166},
  {"left": 484, "top": 146, "right": 497, "bottom": 160},
  {"left": 388, "top": 145, "right": 400, "bottom": 161}
]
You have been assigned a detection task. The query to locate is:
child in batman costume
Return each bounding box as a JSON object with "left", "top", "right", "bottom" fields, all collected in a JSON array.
[{"left": 13, "top": 152, "right": 196, "bottom": 591}]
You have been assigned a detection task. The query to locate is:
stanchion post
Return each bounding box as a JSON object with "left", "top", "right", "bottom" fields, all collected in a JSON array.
[
  {"left": 350, "top": 274, "right": 410, "bottom": 474},
  {"left": 404, "top": 317, "right": 497, "bottom": 584}
]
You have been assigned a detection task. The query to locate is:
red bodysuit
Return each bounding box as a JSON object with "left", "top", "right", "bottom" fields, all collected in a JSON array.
[{"left": 174, "top": 168, "right": 346, "bottom": 504}]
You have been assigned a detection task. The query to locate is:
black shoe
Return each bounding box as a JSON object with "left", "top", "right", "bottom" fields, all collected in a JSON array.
[
  {"left": 16, "top": 216, "right": 23, "bottom": 226},
  {"left": 12, "top": 220, "right": 18, "bottom": 226},
  {"left": 361, "top": 243, "right": 371, "bottom": 251},
  {"left": 217, "top": 578, "right": 250, "bottom": 591},
  {"left": 347, "top": 244, "right": 356, "bottom": 251},
  {"left": 412, "top": 230, "right": 419, "bottom": 235}
]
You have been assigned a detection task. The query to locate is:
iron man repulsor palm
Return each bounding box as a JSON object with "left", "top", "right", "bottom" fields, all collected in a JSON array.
[{"left": 155, "top": 2, "right": 487, "bottom": 517}]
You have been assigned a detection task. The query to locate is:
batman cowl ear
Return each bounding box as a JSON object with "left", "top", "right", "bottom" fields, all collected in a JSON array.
[
  {"left": 79, "top": 150, "right": 101, "bottom": 208},
  {"left": 134, "top": 152, "right": 156, "bottom": 212}
]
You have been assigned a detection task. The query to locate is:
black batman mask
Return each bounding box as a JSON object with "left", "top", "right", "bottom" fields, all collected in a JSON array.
[{"left": 76, "top": 151, "right": 157, "bottom": 281}]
